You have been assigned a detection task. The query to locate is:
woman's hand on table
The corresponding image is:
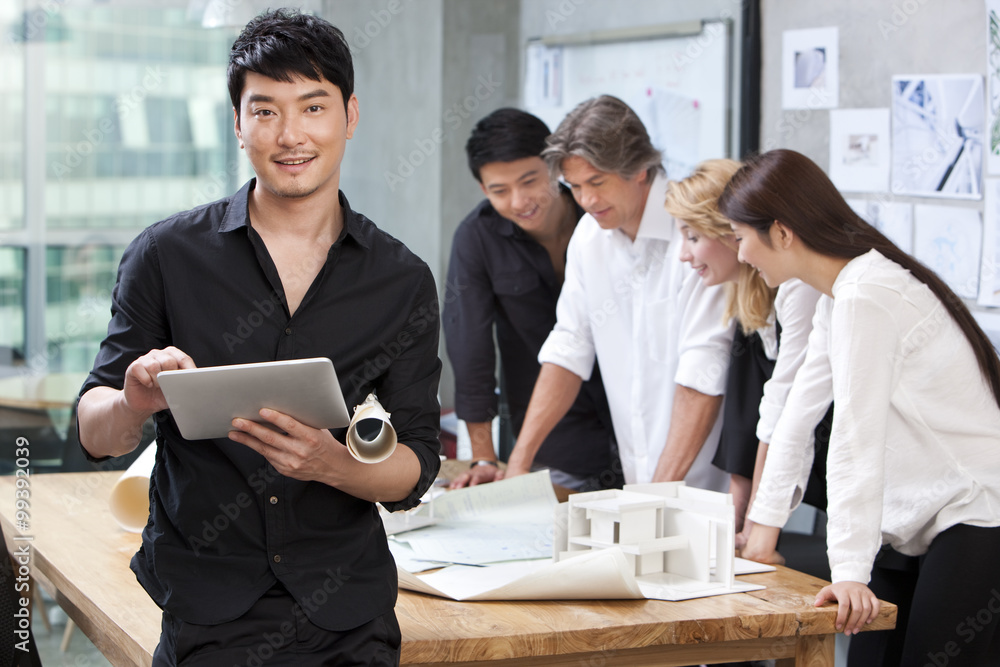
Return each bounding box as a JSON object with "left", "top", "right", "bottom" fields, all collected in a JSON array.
[{"left": 815, "top": 581, "right": 881, "bottom": 635}]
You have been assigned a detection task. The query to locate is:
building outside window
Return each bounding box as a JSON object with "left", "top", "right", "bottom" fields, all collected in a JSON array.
[{"left": 1, "top": 0, "right": 244, "bottom": 378}]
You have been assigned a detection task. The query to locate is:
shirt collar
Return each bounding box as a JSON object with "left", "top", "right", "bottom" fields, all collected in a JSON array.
[
  {"left": 634, "top": 172, "right": 673, "bottom": 242},
  {"left": 218, "top": 178, "right": 370, "bottom": 250}
]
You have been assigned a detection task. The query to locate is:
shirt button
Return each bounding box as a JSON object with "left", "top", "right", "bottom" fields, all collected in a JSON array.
[
  {"left": 273, "top": 554, "right": 281, "bottom": 563},
  {"left": 269, "top": 496, "right": 278, "bottom": 505},
  {"left": 285, "top": 327, "right": 292, "bottom": 335}
]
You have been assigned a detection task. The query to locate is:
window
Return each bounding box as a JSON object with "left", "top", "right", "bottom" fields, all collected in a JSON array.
[
  {"left": 0, "top": 248, "right": 25, "bottom": 366},
  {"left": 1, "top": 2, "right": 243, "bottom": 375}
]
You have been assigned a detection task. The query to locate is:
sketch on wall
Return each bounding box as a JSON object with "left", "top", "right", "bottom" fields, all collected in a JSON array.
[
  {"left": 891, "top": 75, "right": 984, "bottom": 200},
  {"left": 846, "top": 198, "right": 913, "bottom": 253},
  {"left": 830, "top": 109, "right": 891, "bottom": 193},
  {"left": 913, "top": 204, "right": 982, "bottom": 299},
  {"left": 782, "top": 27, "right": 838, "bottom": 110},
  {"left": 980, "top": 179, "right": 1000, "bottom": 307},
  {"left": 987, "top": 1, "right": 1000, "bottom": 175}
]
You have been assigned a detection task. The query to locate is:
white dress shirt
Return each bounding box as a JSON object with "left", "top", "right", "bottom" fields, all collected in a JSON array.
[
  {"left": 755, "top": 279, "right": 823, "bottom": 443},
  {"left": 538, "top": 174, "right": 734, "bottom": 489},
  {"left": 749, "top": 250, "right": 1000, "bottom": 584}
]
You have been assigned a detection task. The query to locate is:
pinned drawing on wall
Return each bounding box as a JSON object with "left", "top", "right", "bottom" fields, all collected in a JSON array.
[
  {"left": 846, "top": 197, "right": 913, "bottom": 253},
  {"left": 980, "top": 179, "right": 1000, "bottom": 307},
  {"left": 891, "top": 75, "right": 984, "bottom": 200},
  {"left": 987, "top": 2, "right": 1000, "bottom": 175},
  {"left": 913, "top": 204, "right": 982, "bottom": 299},
  {"left": 781, "top": 27, "right": 838, "bottom": 110},
  {"left": 525, "top": 41, "right": 563, "bottom": 109},
  {"left": 830, "top": 109, "right": 891, "bottom": 193}
]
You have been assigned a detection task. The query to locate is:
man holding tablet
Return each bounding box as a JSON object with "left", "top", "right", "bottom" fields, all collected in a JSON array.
[{"left": 77, "top": 10, "right": 441, "bottom": 666}]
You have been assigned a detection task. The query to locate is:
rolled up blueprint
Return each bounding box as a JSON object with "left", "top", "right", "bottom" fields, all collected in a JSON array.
[
  {"left": 345, "top": 393, "right": 397, "bottom": 463},
  {"left": 108, "top": 443, "right": 156, "bottom": 533}
]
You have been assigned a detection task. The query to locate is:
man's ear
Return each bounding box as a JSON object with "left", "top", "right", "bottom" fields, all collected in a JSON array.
[
  {"left": 345, "top": 94, "right": 360, "bottom": 140},
  {"left": 233, "top": 108, "right": 243, "bottom": 148},
  {"left": 479, "top": 181, "right": 489, "bottom": 198},
  {"left": 772, "top": 220, "right": 795, "bottom": 249}
]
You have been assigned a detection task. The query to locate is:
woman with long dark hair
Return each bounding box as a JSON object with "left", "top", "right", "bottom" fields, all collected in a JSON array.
[{"left": 719, "top": 149, "right": 1000, "bottom": 665}]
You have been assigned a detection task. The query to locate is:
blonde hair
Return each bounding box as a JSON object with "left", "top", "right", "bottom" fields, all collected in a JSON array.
[{"left": 664, "top": 158, "right": 776, "bottom": 333}]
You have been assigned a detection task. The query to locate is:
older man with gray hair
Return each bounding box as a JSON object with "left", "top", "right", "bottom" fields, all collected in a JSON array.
[{"left": 501, "top": 95, "right": 734, "bottom": 491}]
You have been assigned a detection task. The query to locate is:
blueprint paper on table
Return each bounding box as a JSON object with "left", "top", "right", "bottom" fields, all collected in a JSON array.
[
  {"left": 394, "top": 479, "right": 771, "bottom": 602},
  {"left": 391, "top": 470, "right": 557, "bottom": 566},
  {"left": 396, "top": 546, "right": 766, "bottom": 602}
]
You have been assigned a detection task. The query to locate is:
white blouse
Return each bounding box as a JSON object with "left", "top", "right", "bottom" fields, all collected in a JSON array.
[
  {"left": 748, "top": 250, "right": 1000, "bottom": 584},
  {"left": 755, "top": 278, "right": 823, "bottom": 444}
]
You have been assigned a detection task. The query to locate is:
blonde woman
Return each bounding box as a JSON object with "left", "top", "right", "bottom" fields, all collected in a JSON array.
[{"left": 665, "top": 159, "right": 826, "bottom": 548}]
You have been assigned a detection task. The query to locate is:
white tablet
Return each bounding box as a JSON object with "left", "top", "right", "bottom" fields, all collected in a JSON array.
[{"left": 157, "top": 357, "right": 351, "bottom": 441}]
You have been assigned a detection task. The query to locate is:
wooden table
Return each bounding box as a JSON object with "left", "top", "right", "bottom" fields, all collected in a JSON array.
[
  {"left": 0, "top": 372, "right": 88, "bottom": 411},
  {"left": 0, "top": 372, "right": 89, "bottom": 446},
  {"left": 0, "top": 472, "right": 895, "bottom": 667}
]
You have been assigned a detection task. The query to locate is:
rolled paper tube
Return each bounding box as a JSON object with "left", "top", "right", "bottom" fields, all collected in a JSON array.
[
  {"left": 346, "top": 393, "right": 397, "bottom": 464},
  {"left": 108, "top": 443, "right": 156, "bottom": 533}
]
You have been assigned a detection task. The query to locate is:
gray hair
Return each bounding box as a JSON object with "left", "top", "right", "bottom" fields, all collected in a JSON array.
[{"left": 542, "top": 95, "right": 664, "bottom": 181}]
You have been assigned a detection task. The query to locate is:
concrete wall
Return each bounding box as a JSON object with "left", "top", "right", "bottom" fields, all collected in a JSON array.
[
  {"left": 758, "top": 0, "right": 991, "bottom": 324},
  {"left": 324, "top": 0, "right": 445, "bottom": 282}
]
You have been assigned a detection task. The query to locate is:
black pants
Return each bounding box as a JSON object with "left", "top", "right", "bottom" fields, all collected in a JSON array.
[
  {"left": 848, "top": 523, "right": 1000, "bottom": 667},
  {"left": 152, "top": 584, "right": 401, "bottom": 667}
]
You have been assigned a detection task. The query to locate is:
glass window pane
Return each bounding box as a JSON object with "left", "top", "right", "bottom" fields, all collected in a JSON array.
[
  {"left": 1, "top": 1, "right": 25, "bottom": 231},
  {"left": 31, "top": 3, "right": 241, "bottom": 375},
  {"left": 45, "top": 6, "right": 239, "bottom": 231},
  {"left": 0, "top": 248, "right": 26, "bottom": 367},
  {"left": 45, "top": 245, "right": 124, "bottom": 373}
]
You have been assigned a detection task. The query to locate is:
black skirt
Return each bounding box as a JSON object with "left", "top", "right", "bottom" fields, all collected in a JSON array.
[{"left": 713, "top": 327, "right": 775, "bottom": 479}]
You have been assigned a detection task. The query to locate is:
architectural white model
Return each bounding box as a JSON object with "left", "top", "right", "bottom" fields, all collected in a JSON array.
[{"left": 554, "top": 482, "right": 737, "bottom": 596}]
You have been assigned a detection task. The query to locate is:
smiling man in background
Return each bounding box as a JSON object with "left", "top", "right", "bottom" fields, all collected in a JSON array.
[{"left": 444, "top": 108, "right": 620, "bottom": 492}]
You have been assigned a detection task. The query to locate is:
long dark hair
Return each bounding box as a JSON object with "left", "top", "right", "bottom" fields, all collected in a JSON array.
[{"left": 718, "top": 149, "right": 1000, "bottom": 410}]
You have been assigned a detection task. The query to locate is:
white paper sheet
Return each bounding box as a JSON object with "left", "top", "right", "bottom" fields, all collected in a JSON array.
[
  {"left": 393, "top": 471, "right": 557, "bottom": 566},
  {"left": 891, "top": 75, "right": 984, "bottom": 199},
  {"left": 397, "top": 546, "right": 766, "bottom": 602},
  {"left": 980, "top": 179, "right": 1000, "bottom": 307},
  {"left": 830, "top": 109, "right": 891, "bottom": 193},
  {"left": 913, "top": 204, "right": 983, "bottom": 299},
  {"left": 845, "top": 197, "right": 914, "bottom": 253},
  {"left": 396, "top": 481, "right": 771, "bottom": 603},
  {"left": 524, "top": 41, "right": 563, "bottom": 109},
  {"left": 986, "top": 2, "right": 1000, "bottom": 175},
  {"left": 782, "top": 27, "right": 839, "bottom": 110}
]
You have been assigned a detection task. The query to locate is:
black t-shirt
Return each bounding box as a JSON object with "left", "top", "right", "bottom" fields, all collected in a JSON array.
[{"left": 81, "top": 179, "right": 442, "bottom": 630}]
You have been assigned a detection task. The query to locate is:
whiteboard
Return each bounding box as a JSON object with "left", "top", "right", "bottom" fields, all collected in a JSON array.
[{"left": 524, "top": 21, "right": 731, "bottom": 179}]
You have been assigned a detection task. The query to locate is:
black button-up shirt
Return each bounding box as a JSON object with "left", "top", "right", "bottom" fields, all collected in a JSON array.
[
  {"left": 82, "top": 179, "right": 441, "bottom": 631},
  {"left": 443, "top": 190, "right": 616, "bottom": 478}
]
